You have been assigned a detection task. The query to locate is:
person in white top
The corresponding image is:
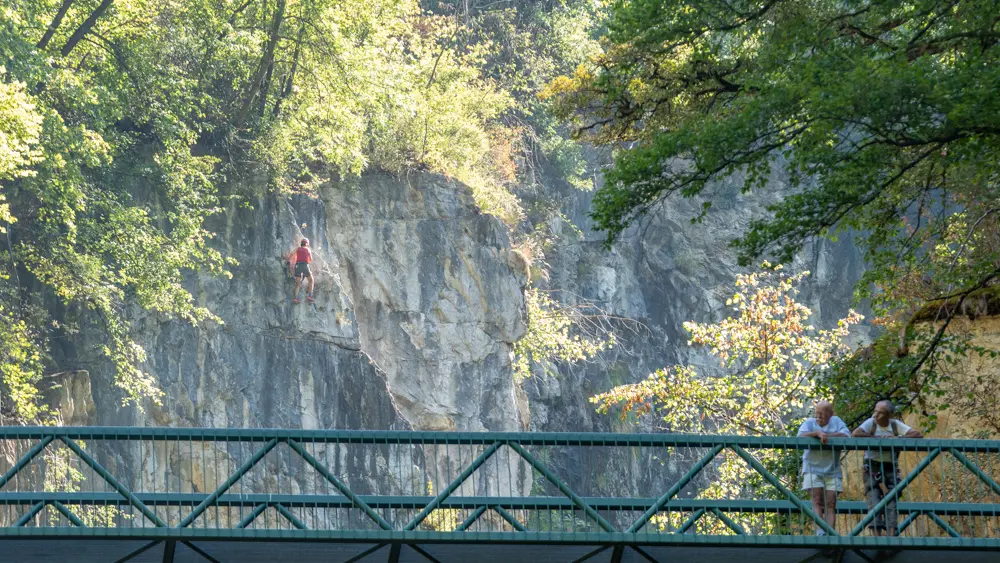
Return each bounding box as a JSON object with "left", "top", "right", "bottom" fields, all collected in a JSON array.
[
  {"left": 797, "top": 400, "right": 850, "bottom": 535},
  {"left": 851, "top": 400, "right": 923, "bottom": 536}
]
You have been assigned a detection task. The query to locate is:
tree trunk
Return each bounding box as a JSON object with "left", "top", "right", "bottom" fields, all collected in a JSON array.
[
  {"left": 271, "top": 17, "right": 305, "bottom": 119},
  {"left": 233, "top": 0, "right": 286, "bottom": 127},
  {"left": 60, "top": 0, "right": 115, "bottom": 57},
  {"left": 37, "top": 0, "right": 76, "bottom": 50},
  {"left": 255, "top": 58, "right": 275, "bottom": 118}
]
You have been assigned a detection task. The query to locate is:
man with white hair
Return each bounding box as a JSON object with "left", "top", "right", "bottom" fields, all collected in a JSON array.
[
  {"left": 852, "top": 400, "right": 923, "bottom": 536},
  {"left": 798, "top": 400, "right": 850, "bottom": 535}
]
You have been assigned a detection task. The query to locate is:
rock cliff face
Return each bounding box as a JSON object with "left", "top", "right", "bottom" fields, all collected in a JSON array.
[
  {"left": 55, "top": 171, "right": 527, "bottom": 433},
  {"left": 525, "top": 165, "right": 870, "bottom": 437},
  {"left": 52, "top": 164, "right": 868, "bottom": 448}
]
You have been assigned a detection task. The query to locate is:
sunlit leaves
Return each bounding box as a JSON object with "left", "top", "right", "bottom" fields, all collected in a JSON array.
[
  {"left": 591, "top": 265, "right": 861, "bottom": 500},
  {"left": 593, "top": 265, "right": 861, "bottom": 435},
  {"left": 514, "top": 287, "right": 615, "bottom": 381},
  {"left": 547, "top": 0, "right": 1000, "bottom": 326}
]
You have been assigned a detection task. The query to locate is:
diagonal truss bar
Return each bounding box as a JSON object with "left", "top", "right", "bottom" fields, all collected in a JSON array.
[
  {"left": 710, "top": 507, "right": 746, "bottom": 535},
  {"left": 948, "top": 448, "right": 1000, "bottom": 496},
  {"left": 676, "top": 508, "right": 707, "bottom": 534},
  {"left": 630, "top": 546, "right": 658, "bottom": 563},
  {"left": 925, "top": 511, "right": 961, "bottom": 538},
  {"left": 850, "top": 447, "right": 941, "bottom": 536},
  {"left": 344, "top": 545, "right": 386, "bottom": 563},
  {"left": 571, "top": 546, "right": 610, "bottom": 563},
  {"left": 897, "top": 510, "right": 921, "bottom": 535},
  {"left": 507, "top": 441, "right": 616, "bottom": 532},
  {"left": 183, "top": 542, "right": 221, "bottom": 563},
  {"left": 60, "top": 437, "right": 168, "bottom": 527},
  {"left": 286, "top": 438, "right": 393, "bottom": 530},
  {"left": 274, "top": 503, "right": 307, "bottom": 529},
  {"left": 729, "top": 444, "right": 838, "bottom": 536},
  {"left": 14, "top": 501, "right": 45, "bottom": 527},
  {"left": 628, "top": 444, "right": 724, "bottom": 532},
  {"left": 410, "top": 545, "right": 443, "bottom": 563},
  {"left": 491, "top": 505, "right": 527, "bottom": 532},
  {"left": 50, "top": 500, "right": 85, "bottom": 527},
  {"left": 113, "top": 541, "right": 161, "bottom": 563},
  {"left": 236, "top": 503, "right": 269, "bottom": 529},
  {"left": 455, "top": 505, "right": 488, "bottom": 531},
  {"left": 179, "top": 437, "right": 278, "bottom": 528},
  {"left": 405, "top": 441, "right": 503, "bottom": 531},
  {"left": 0, "top": 435, "right": 54, "bottom": 490}
]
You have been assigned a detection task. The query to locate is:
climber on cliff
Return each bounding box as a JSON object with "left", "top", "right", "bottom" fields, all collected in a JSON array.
[{"left": 287, "top": 238, "right": 315, "bottom": 304}]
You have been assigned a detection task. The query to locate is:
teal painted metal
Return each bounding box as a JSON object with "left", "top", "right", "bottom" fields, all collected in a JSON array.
[
  {"left": 676, "top": 508, "right": 707, "bottom": 534},
  {"left": 0, "top": 427, "right": 997, "bottom": 550},
  {"left": 177, "top": 437, "right": 279, "bottom": 528},
  {"left": 285, "top": 438, "right": 393, "bottom": 530},
  {"left": 455, "top": 505, "right": 488, "bottom": 531},
  {"left": 404, "top": 441, "right": 502, "bottom": 531},
  {"left": 949, "top": 448, "right": 1000, "bottom": 496},
  {"left": 492, "top": 505, "right": 528, "bottom": 532},
  {"left": 628, "top": 444, "right": 724, "bottom": 533},
  {"left": 236, "top": 503, "right": 268, "bottom": 529},
  {"left": 49, "top": 501, "right": 85, "bottom": 527},
  {"left": 925, "top": 511, "right": 961, "bottom": 538},
  {"left": 0, "top": 435, "right": 53, "bottom": 489},
  {"left": 506, "top": 441, "right": 617, "bottom": 533},
  {"left": 59, "top": 436, "right": 168, "bottom": 528},
  {"left": 896, "top": 511, "right": 920, "bottom": 535},
  {"left": 849, "top": 448, "right": 942, "bottom": 536},
  {"left": 274, "top": 503, "right": 307, "bottom": 530},
  {"left": 0, "top": 492, "right": 990, "bottom": 516},
  {"left": 729, "top": 444, "right": 838, "bottom": 536},
  {"left": 709, "top": 507, "right": 746, "bottom": 535},
  {"left": 14, "top": 501, "right": 44, "bottom": 527},
  {"left": 0, "top": 426, "right": 989, "bottom": 450}
]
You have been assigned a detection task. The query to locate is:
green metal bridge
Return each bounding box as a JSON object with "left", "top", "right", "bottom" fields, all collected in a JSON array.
[{"left": 0, "top": 428, "right": 998, "bottom": 562}]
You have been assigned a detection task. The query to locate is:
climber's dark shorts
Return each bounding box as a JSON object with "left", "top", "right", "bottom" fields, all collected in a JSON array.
[{"left": 294, "top": 262, "right": 312, "bottom": 278}]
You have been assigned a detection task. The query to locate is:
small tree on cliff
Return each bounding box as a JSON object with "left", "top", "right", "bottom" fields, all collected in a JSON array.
[{"left": 591, "top": 265, "right": 861, "bottom": 507}]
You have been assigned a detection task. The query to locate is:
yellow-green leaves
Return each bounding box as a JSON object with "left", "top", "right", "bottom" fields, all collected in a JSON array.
[
  {"left": 592, "top": 265, "right": 861, "bottom": 435},
  {"left": 0, "top": 68, "right": 43, "bottom": 190},
  {"left": 514, "top": 287, "right": 615, "bottom": 381},
  {"left": 591, "top": 265, "right": 861, "bottom": 504}
]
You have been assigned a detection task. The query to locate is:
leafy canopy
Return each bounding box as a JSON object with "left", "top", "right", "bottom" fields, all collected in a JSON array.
[
  {"left": 544, "top": 0, "right": 1000, "bottom": 323},
  {"left": 592, "top": 266, "right": 860, "bottom": 510},
  {"left": 592, "top": 265, "right": 861, "bottom": 436},
  {"left": 0, "top": 0, "right": 613, "bottom": 420}
]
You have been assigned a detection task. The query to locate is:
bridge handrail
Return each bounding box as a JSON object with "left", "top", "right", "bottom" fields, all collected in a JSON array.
[{"left": 0, "top": 426, "right": 996, "bottom": 451}]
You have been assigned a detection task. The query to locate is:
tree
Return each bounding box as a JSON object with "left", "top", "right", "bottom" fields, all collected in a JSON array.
[
  {"left": 543, "top": 0, "right": 1000, "bottom": 347},
  {"left": 1, "top": 0, "right": 609, "bottom": 421},
  {"left": 514, "top": 287, "right": 616, "bottom": 381},
  {"left": 592, "top": 265, "right": 861, "bottom": 506}
]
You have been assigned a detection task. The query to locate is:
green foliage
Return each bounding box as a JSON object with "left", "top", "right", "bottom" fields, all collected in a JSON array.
[
  {"left": 514, "top": 287, "right": 615, "bottom": 381},
  {"left": 545, "top": 0, "right": 1000, "bottom": 325},
  {"left": 593, "top": 265, "right": 861, "bottom": 435},
  {"left": 592, "top": 266, "right": 860, "bottom": 503},
  {"left": 0, "top": 0, "right": 612, "bottom": 421},
  {"left": 822, "top": 321, "right": 999, "bottom": 430}
]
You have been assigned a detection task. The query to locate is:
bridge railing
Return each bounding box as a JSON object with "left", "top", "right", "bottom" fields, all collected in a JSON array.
[{"left": 0, "top": 427, "right": 998, "bottom": 546}]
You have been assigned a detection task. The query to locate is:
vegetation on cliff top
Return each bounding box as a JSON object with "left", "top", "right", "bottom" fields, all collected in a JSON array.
[
  {"left": 0, "top": 0, "right": 608, "bottom": 421},
  {"left": 548, "top": 0, "right": 1000, "bottom": 418}
]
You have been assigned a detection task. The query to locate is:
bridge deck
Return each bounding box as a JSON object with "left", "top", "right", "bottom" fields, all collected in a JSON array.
[{"left": 0, "top": 427, "right": 997, "bottom": 562}]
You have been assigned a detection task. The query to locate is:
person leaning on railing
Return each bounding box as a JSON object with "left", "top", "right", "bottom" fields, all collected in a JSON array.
[
  {"left": 851, "top": 400, "right": 923, "bottom": 536},
  {"left": 797, "top": 400, "right": 850, "bottom": 536}
]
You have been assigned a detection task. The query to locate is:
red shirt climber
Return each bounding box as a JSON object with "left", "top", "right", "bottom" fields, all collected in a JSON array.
[{"left": 287, "top": 238, "right": 315, "bottom": 303}]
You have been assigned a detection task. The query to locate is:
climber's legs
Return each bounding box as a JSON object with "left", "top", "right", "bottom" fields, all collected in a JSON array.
[
  {"left": 292, "top": 262, "right": 313, "bottom": 303},
  {"left": 292, "top": 274, "right": 304, "bottom": 303}
]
